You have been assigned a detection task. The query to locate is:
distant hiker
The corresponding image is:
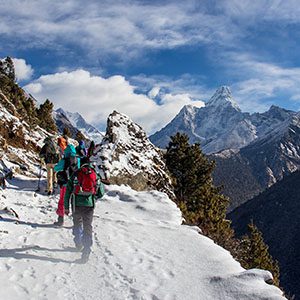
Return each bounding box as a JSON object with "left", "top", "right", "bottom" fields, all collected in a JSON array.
[
  {"left": 39, "top": 136, "right": 60, "bottom": 195},
  {"left": 64, "top": 156, "right": 105, "bottom": 262},
  {"left": 54, "top": 144, "right": 80, "bottom": 226},
  {"left": 76, "top": 140, "right": 87, "bottom": 158},
  {"left": 57, "top": 135, "right": 68, "bottom": 156}
]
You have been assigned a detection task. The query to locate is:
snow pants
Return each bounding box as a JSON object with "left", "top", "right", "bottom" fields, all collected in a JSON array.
[
  {"left": 72, "top": 206, "right": 94, "bottom": 253},
  {"left": 56, "top": 186, "right": 66, "bottom": 217}
]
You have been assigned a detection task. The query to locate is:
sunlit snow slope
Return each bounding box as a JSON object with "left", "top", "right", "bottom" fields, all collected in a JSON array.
[{"left": 0, "top": 176, "right": 286, "bottom": 300}]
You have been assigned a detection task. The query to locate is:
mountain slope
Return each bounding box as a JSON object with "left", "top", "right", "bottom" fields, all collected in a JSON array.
[
  {"left": 213, "top": 112, "right": 300, "bottom": 210},
  {"left": 150, "top": 86, "right": 258, "bottom": 153},
  {"left": 229, "top": 170, "right": 300, "bottom": 299},
  {"left": 0, "top": 176, "right": 286, "bottom": 300},
  {"left": 55, "top": 108, "right": 103, "bottom": 143},
  {"left": 95, "top": 110, "right": 175, "bottom": 199}
]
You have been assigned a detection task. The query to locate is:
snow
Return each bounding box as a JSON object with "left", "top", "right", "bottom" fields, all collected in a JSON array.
[
  {"left": 55, "top": 108, "right": 104, "bottom": 144},
  {"left": 206, "top": 86, "right": 240, "bottom": 112},
  {"left": 0, "top": 176, "right": 286, "bottom": 300}
]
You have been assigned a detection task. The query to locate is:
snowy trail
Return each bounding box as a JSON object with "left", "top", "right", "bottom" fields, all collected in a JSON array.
[{"left": 0, "top": 176, "right": 286, "bottom": 300}]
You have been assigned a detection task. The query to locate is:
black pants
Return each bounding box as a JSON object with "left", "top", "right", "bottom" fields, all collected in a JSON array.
[{"left": 72, "top": 206, "right": 94, "bottom": 252}]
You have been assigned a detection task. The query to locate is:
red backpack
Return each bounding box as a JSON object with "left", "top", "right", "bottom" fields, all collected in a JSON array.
[{"left": 73, "top": 165, "right": 97, "bottom": 196}]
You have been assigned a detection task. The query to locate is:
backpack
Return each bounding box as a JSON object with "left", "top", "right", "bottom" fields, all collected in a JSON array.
[
  {"left": 64, "top": 155, "right": 79, "bottom": 176},
  {"left": 56, "top": 170, "right": 68, "bottom": 186},
  {"left": 44, "top": 137, "right": 60, "bottom": 163},
  {"left": 73, "top": 165, "right": 98, "bottom": 196}
]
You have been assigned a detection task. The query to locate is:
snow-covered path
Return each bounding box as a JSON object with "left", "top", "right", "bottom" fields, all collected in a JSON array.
[{"left": 0, "top": 176, "right": 286, "bottom": 300}]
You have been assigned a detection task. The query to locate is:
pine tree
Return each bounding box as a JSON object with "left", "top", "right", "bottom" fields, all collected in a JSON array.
[
  {"left": 37, "top": 99, "right": 57, "bottom": 133},
  {"left": 76, "top": 130, "right": 86, "bottom": 141},
  {"left": 240, "top": 221, "right": 280, "bottom": 286},
  {"left": 2, "top": 57, "right": 15, "bottom": 81},
  {"left": 165, "top": 133, "right": 234, "bottom": 247},
  {"left": 63, "top": 127, "right": 72, "bottom": 138}
]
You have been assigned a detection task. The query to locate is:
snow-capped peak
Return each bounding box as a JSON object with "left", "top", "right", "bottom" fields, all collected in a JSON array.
[
  {"left": 55, "top": 108, "right": 104, "bottom": 143},
  {"left": 206, "top": 86, "right": 240, "bottom": 111}
]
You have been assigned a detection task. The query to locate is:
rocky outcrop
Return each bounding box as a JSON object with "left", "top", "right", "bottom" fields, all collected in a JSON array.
[
  {"left": 0, "top": 88, "right": 48, "bottom": 176},
  {"left": 97, "top": 111, "right": 175, "bottom": 199}
]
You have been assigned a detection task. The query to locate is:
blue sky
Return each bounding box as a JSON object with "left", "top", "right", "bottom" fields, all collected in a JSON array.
[{"left": 1, "top": 0, "right": 300, "bottom": 133}]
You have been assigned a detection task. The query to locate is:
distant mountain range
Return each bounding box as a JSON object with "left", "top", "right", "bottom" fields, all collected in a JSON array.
[
  {"left": 150, "top": 86, "right": 300, "bottom": 210},
  {"left": 150, "top": 86, "right": 295, "bottom": 154},
  {"left": 53, "top": 108, "right": 104, "bottom": 143},
  {"left": 229, "top": 170, "right": 300, "bottom": 299}
]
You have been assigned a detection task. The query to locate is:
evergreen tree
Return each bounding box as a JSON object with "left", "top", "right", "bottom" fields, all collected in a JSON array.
[
  {"left": 240, "top": 221, "right": 280, "bottom": 286},
  {"left": 76, "top": 130, "right": 86, "bottom": 141},
  {"left": 63, "top": 127, "right": 72, "bottom": 137},
  {"left": 37, "top": 99, "right": 57, "bottom": 133},
  {"left": 2, "top": 57, "right": 15, "bottom": 81},
  {"left": 23, "top": 97, "right": 38, "bottom": 129},
  {"left": 165, "top": 133, "right": 234, "bottom": 247}
]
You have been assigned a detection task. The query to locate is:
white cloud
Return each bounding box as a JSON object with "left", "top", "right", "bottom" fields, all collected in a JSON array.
[
  {"left": 12, "top": 58, "right": 34, "bottom": 81},
  {"left": 0, "top": 1, "right": 241, "bottom": 61},
  {"left": 24, "top": 69, "right": 205, "bottom": 134},
  {"left": 220, "top": 0, "right": 300, "bottom": 23},
  {"left": 223, "top": 53, "right": 300, "bottom": 112}
]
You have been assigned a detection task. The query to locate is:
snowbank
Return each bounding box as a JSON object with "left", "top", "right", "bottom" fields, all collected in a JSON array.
[{"left": 0, "top": 177, "right": 286, "bottom": 300}]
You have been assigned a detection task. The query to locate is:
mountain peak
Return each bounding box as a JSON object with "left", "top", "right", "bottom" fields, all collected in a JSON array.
[{"left": 206, "top": 86, "right": 240, "bottom": 111}]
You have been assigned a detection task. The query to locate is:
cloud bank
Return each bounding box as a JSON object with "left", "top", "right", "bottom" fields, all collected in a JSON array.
[
  {"left": 12, "top": 58, "right": 34, "bottom": 81},
  {"left": 24, "top": 69, "right": 205, "bottom": 133}
]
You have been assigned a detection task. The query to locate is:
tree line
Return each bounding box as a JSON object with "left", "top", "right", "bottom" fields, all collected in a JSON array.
[{"left": 165, "top": 133, "right": 280, "bottom": 287}]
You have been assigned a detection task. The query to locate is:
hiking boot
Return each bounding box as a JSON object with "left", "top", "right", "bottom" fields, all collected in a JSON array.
[
  {"left": 81, "top": 248, "right": 91, "bottom": 263},
  {"left": 75, "top": 243, "right": 84, "bottom": 251},
  {"left": 80, "top": 251, "right": 90, "bottom": 264},
  {"left": 54, "top": 216, "right": 64, "bottom": 226}
]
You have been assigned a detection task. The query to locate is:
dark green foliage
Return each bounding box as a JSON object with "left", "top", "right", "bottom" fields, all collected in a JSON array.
[
  {"left": 165, "top": 133, "right": 234, "bottom": 247},
  {"left": 36, "top": 99, "right": 57, "bottom": 133},
  {"left": 166, "top": 132, "right": 281, "bottom": 287},
  {"left": 0, "top": 57, "right": 15, "bottom": 81},
  {"left": 76, "top": 130, "right": 86, "bottom": 141},
  {"left": 0, "top": 58, "right": 38, "bottom": 127},
  {"left": 63, "top": 127, "right": 72, "bottom": 137},
  {"left": 239, "top": 222, "right": 280, "bottom": 286}
]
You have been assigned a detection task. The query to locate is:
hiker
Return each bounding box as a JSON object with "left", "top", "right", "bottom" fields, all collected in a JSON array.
[
  {"left": 64, "top": 157, "right": 105, "bottom": 262},
  {"left": 57, "top": 135, "right": 68, "bottom": 156},
  {"left": 54, "top": 143, "right": 80, "bottom": 226},
  {"left": 76, "top": 140, "right": 87, "bottom": 158},
  {"left": 39, "top": 136, "right": 60, "bottom": 195}
]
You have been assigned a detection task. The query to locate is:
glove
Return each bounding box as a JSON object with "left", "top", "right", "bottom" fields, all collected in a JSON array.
[{"left": 65, "top": 209, "right": 69, "bottom": 216}]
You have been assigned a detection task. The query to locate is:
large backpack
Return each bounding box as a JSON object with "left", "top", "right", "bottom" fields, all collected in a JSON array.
[
  {"left": 73, "top": 165, "right": 98, "bottom": 196},
  {"left": 45, "top": 137, "right": 60, "bottom": 163}
]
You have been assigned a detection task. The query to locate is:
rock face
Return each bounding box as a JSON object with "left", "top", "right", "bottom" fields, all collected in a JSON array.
[
  {"left": 97, "top": 111, "right": 174, "bottom": 199},
  {"left": 150, "top": 86, "right": 300, "bottom": 210},
  {"left": 0, "top": 88, "right": 47, "bottom": 176},
  {"left": 150, "top": 86, "right": 295, "bottom": 154},
  {"left": 54, "top": 108, "right": 104, "bottom": 143},
  {"left": 228, "top": 170, "right": 300, "bottom": 299},
  {"left": 213, "top": 112, "right": 300, "bottom": 211},
  {"left": 150, "top": 86, "right": 257, "bottom": 153}
]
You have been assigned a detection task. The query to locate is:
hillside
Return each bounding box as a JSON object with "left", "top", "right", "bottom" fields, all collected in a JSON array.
[
  {"left": 213, "top": 113, "right": 300, "bottom": 211},
  {"left": 0, "top": 68, "right": 287, "bottom": 299},
  {"left": 0, "top": 174, "right": 286, "bottom": 300},
  {"left": 229, "top": 170, "right": 300, "bottom": 299}
]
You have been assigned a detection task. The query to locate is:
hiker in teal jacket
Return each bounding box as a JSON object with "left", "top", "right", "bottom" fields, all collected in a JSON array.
[{"left": 64, "top": 158, "right": 105, "bottom": 262}]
